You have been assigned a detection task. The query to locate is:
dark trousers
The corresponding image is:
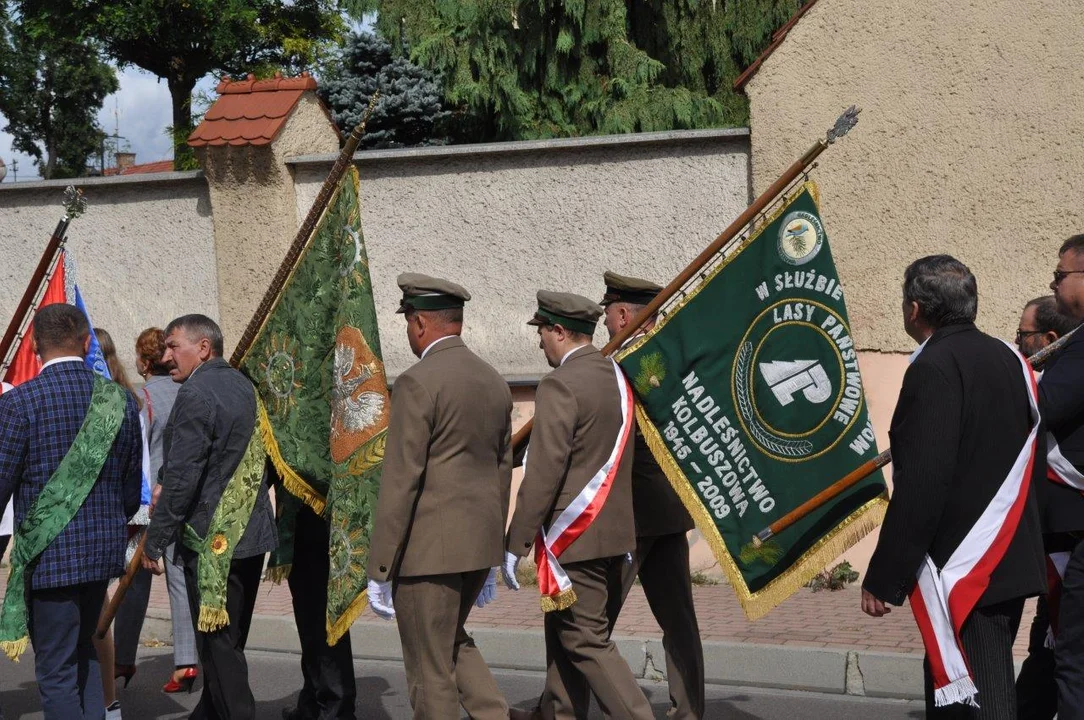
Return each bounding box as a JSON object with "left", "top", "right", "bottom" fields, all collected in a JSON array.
[
  {"left": 1016, "top": 594, "right": 1057, "bottom": 720},
  {"left": 287, "top": 506, "right": 357, "bottom": 720},
  {"left": 923, "top": 597, "right": 1024, "bottom": 720},
  {"left": 182, "top": 549, "right": 264, "bottom": 720},
  {"left": 114, "top": 564, "right": 152, "bottom": 666},
  {"left": 1057, "top": 538, "right": 1084, "bottom": 719},
  {"left": 28, "top": 580, "right": 108, "bottom": 720}
]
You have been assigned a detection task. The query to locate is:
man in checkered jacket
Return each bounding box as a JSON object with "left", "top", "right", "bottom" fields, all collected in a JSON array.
[{"left": 0, "top": 303, "right": 142, "bottom": 719}]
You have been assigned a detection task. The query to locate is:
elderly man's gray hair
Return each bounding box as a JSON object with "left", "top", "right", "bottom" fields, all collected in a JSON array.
[{"left": 164, "top": 314, "right": 224, "bottom": 357}]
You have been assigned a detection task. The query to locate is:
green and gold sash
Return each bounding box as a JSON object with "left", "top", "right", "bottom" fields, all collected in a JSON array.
[
  {"left": 182, "top": 398, "right": 267, "bottom": 632},
  {"left": 0, "top": 376, "right": 126, "bottom": 661}
]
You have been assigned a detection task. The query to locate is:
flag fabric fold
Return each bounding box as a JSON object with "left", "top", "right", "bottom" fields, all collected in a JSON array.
[
  {"left": 237, "top": 166, "right": 389, "bottom": 643},
  {"left": 616, "top": 182, "right": 888, "bottom": 619}
]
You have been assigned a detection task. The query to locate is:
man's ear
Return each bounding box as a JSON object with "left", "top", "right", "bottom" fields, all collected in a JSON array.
[
  {"left": 906, "top": 300, "right": 921, "bottom": 326},
  {"left": 1046, "top": 331, "right": 1060, "bottom": 346},
  {"left": 83, "top": 334, "right": 92, "bottom": 355}
]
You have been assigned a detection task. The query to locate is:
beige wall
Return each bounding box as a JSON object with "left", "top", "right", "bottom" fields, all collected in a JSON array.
[
  {"left": 290, "top": 130, "right": 751, "bottom": 378},
  {"left": 199, "top": 93, "right": 340, "bottom": 354},
  {"left": 744, "top": 0, "right": 1084, "bottom": 354},
  {"left": 0, "top": 174, "right": 218, "bottom": 377}
]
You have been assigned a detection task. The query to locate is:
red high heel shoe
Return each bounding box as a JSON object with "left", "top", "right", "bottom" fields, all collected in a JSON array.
[
  {"left": 162, "top": 666, "right": 198, "bottom": 694},
  {"left": 114, "top": 664, "right": 136, "bottom": 689}
]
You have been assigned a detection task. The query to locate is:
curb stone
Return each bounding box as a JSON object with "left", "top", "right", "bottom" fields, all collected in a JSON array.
[{"left": 140, "top": 610, "right": 926, "bottom": 700}]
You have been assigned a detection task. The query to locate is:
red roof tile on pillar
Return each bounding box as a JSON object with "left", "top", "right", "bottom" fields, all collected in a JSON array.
[{"left": 188, "top": 72, "right": 319, "bottom": 148}]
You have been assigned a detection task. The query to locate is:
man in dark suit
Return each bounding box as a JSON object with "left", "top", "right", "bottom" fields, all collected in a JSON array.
[
  {"left": 143, "top": 314, "right": 278, "bottom": 720},
  {"left": 1012, "top": 295, "right": 1078, "bottom": 720},
  {"left": 862, "top": 255, "right": 1045, "bottom": 717},
  {"left": 506, "top": 290, "right": 653, "bottom": 720},
  {"left": 1040, "top": 234, "right": 1084, "bottom": 719},
  {"left": 367, "top": 273, "right": 511, "bottom": 719},
  {"left": 0, "top": 303, "right": 142, "bottom": 719}
]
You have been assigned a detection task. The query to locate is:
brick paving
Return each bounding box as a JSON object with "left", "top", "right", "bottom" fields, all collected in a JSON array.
[{"left": 139, "top": 571, "right": 1038, "bottom": 660}]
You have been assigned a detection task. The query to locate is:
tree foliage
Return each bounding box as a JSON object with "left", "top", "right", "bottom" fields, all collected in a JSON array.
[
  {"left": 320, "top": 32, "right": 450, "bottom": 149},
  {"left": 366, "top": 0, "right": 805, "bottom": 142},
  {"left": 30, "top": 0, "right": 351, "bottom": 168},
  {"left": 0, "top": 4, "right": 118, "bottom": 179}
]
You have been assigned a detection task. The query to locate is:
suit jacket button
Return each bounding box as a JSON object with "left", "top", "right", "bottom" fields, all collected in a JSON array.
[
  {"left": 524, "top": 542, "right": 531, "bottom": 548},
  {"left": 379, "top": 565, "right": 387, "bottom": 573}
]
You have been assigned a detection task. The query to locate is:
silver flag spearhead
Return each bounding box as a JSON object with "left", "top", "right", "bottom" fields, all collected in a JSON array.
[{"left": 826, "top": 105, "right": 861, "bottom": 144}]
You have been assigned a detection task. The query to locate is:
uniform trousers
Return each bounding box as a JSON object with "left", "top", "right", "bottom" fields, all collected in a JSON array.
[
  {"left": 922, "top": 597, "right": 1024, "bottom": 720},
  {"left": 1057, "top": 537, "right": 1084, "bottom": 719},
  {"left": 28, "top": 580, "right": 108, "bottom": 720},
  {"left": 182, "top": 548, "right": 264, "bottom": 720},
  {"left": 545, "top": 534, "right": 704, "bottom": 719},
  {"left": 392, "top": 568, "right": 507, "bottom": 720},
  {"left": 1015, "top": 594, "right": 1057, "bottom": 720},
  {"left": 287, "top": 505, "right": 356, "bottom": 719},
  {"left": 539, "top": 556, "right": 653, "bottom": 720}
]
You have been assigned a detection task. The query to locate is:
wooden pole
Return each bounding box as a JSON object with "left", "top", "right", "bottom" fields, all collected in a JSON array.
[
  {"left": 0, "top": 186, "right": 87, "bottom": 377},
  {"left": 230, "top": 94, "right": 381, "bottom": 368},
  {"left": 750, "top": 324, "right": 1078, "bottom": 547},
  {"left": 95, "top": 534, "right": 146, "bottom": 640},
  {"left": 511, "top": 105, "right": 863, "bottom": 452},
  {"left": 97, "top": 99, "right": 383, "bottom": 637}
]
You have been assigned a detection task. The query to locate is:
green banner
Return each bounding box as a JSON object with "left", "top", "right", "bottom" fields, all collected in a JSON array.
[
  {"left": 238, "top": 166, "right": 388, "bottom": 643},
  {"left": 617, "top": 183, "right": 887, "bottom": 619}
]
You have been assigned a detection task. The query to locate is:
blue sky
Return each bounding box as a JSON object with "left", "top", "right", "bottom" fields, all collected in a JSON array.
[{"left": 0, "top": 67, "right": 221, "bottom": 180}]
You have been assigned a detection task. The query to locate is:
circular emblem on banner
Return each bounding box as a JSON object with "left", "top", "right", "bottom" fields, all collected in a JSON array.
[
  {"left": 731, "top": 300, "right": 863, "bottom": 462},
  {"left": 777, "top": 211, "right": 824, "bottom": 265}
]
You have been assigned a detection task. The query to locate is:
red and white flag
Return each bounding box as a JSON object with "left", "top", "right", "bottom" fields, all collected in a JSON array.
[{"left": 909, "top": 343, "right": 1040, "bottom": 707}]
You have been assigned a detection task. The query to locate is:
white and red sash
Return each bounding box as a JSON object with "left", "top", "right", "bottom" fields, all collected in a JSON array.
[
  {"left": 909, "top": 343, "right": 1040, "bottom": 707},
  {"left": 534, "top": 359, "right": 635, "bottom": 612},
  {"left": 1041, "top": 434, "right": 1084, "bottom": 649}
]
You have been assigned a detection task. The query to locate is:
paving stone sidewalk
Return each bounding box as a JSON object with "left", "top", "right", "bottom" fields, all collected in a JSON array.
[{"left": 141, "top": 573, "right": 1037, "bottom": 660}]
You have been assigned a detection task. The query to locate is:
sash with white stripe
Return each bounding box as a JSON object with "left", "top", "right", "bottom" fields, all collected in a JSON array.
[
  {"left": 534, "top": 359, "right": 635, "bottom": 612},
  {"left": 909, "top": 342, "right": 1040, "bottom": 708},
  {"left": 1042, "top": 433, "right": 1084, "bottom": 649}
]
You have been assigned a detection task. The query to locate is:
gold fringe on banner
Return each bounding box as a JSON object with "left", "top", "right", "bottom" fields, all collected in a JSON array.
[
  {"left": 1, "top": 636, "right": 28, "bottom": 662},
  {"left": 635, "top": 388, "right": 887, "bottom": 620},
  {"left": 263, "top": 564, "right": 292, "bottom": 585},
  {"left": 327, "top": 589, "right": 368, "bottom": 646},
  {"left": 197, "top": 606, "right": 231, "bottom": 633},
  {"left": 257, "top": 400, "right": 327, "bottom": 516}
]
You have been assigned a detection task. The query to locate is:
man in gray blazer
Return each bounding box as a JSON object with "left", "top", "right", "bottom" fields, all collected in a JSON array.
[
  {"left": 143, "top": 314, "right": 278, "bottom": 720},
  {"left": 367, "top": 274, "right": 511, "bottom": 719}
]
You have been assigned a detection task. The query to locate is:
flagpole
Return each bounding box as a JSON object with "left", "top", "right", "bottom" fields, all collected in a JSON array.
[
  {"left": 749, "top": 325, "right": 1078, "bottom": 548},
  {"left": 511, "top": 105, "right": 863, "bottom": 452},
  {"left": 94, "top": 96, "right": 385, "bottom": 642},
  {"left": 229, "top": 93, "right": 381, "bottom": 368},
  {"left": 0, "top": 186, "right": 87, "bottom": 377}
]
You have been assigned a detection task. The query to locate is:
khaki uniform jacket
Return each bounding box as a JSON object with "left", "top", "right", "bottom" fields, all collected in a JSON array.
[
  {"left": 367, "top": 336, "right": 513, "bottom": 581},
  {"left": 506, "top": 345, "right": 636, "bottom": 563}
]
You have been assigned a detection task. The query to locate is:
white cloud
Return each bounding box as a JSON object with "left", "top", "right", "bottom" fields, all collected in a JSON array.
[{"left": 0, "top": 67, "right": 219, "bottom": 180}]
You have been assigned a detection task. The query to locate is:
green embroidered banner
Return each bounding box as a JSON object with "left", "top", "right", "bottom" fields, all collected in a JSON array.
[
  {"left": 238, "top": 166, "right": 388, "bottom": 643},
  {"left": 616, "top": 183, "right": 888, "bottom": 619}
]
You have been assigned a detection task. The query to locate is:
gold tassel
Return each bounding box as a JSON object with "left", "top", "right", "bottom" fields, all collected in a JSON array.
[
  {"left": 540, "top": 587, "right": 577, "bottom": 613},
  {"left": 257, "top": 402, "right": 327, "bottom": 516},
  {"left": 197, "top": 606, "right": 231, "bottom": 633},
  {"left": 1, "top": 636, "right": 28, "bottom": 662},
  {"left": 263, "top": 564, "right": 292, "bottom": 584},
  {"left": 326, "top": 589, "right": 368, "bottom": 646},
  {"left": 636, "top": 402, "right": 887, "bottom": 620}
]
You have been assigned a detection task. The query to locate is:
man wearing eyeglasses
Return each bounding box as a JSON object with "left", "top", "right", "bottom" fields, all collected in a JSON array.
[
  {"left": 1013, "top": 295, "right": 1079, "bottom": 720},
  {"left": 1040, "top": 235, "right": 1084, "bottom": 719}
]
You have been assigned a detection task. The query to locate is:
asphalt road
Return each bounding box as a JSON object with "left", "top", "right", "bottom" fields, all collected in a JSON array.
[{"left": 0, "top": 647, "right": 926, "bottom": 719}]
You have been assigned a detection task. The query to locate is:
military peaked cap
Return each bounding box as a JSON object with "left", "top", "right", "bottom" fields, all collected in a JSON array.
[
  {"left": 527, "top": 290, "right": 602, "bottom": 335},
  {"left": 600, "top": 271, "right": 662, "bottom": 306},
  {"left": 396, "top": 273, "right": 471, "bottom": 313}
]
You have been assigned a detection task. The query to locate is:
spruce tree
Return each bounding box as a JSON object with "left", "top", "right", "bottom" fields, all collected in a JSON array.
[
  {"left": 368, "top": 0, "right": 804, "bottom": 142},
  {"left": 320, "top": 32, "right": 450, "bottom": 148}
]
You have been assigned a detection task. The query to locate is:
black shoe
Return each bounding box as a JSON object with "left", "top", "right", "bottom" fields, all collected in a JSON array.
[{"left": 281, "top": 709, "right": 315, "bottom": 720}]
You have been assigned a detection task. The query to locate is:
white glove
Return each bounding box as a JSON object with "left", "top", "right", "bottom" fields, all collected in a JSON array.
[
  {"left": 367, "top": 578, "right": 396, "bottom": 620},
  {"left": 502, "top": 551, "right": 521, "bottom": 591},
  {"left": 475, "top": 567, "right": 498, "bottom": 608}
]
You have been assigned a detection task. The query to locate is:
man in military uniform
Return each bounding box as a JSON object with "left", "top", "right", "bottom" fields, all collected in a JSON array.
[
  {"left": 366, "top": 274, "right": 511, "bottom": 720},
  {"left": 599, "top": 271, "right": 704, "bottom": 718},
  {"left": 505, "top": 291, "right": 653, "bottom": 720}
]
